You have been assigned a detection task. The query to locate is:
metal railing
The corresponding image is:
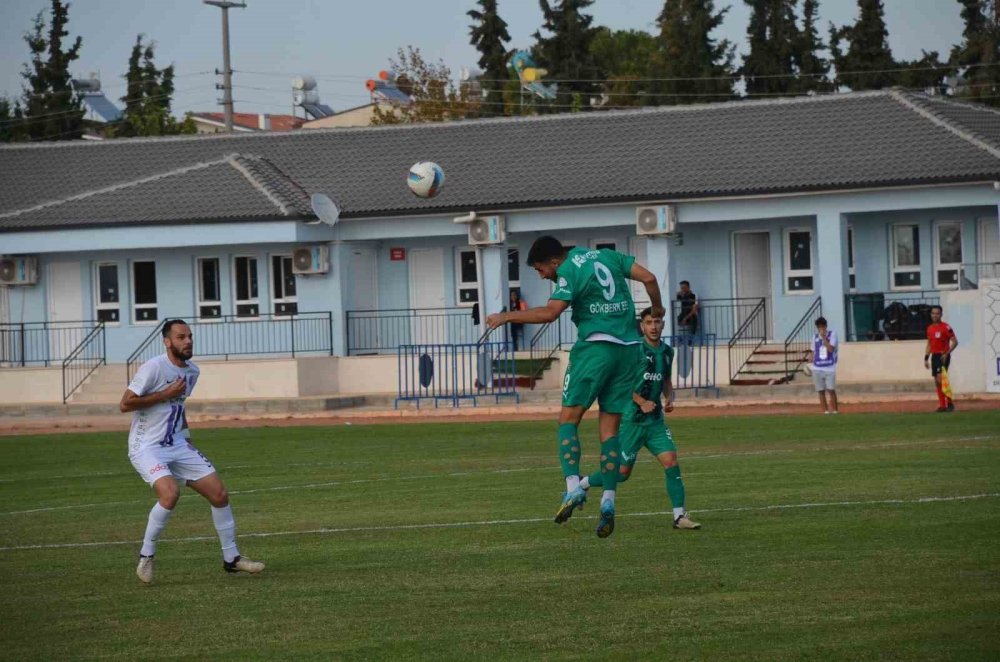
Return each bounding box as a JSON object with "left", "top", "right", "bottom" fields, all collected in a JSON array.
[
  {"left": 127, "top": 312, "right": 333, "bottom": 383},
  {"left": 845, "top": 291, "right": 940, "bottom": 341},
  {"left": 668, "top": 333, "right": 719, "bottom": 396},
  {"left": 959, "top": 261, "right": 1000, "bottom": 289},
  {"left": 670, "top": 297, "right": 768, "bottom": 343},
  {"left": 62, "top": 323, "right": 106, "bottom": 403},
  {"left": 527, "top": 316, "right": 564, "bottom": 389},
  {"left": 0, "top": 321, "right": 103, "bottom": 367},
  {"left": 783, "top": 297, "right": 822, "bottom": 382},
  {"left": 727, "top": 298, "right": 767, "bottom": 382},
  {"left": 346, "top": 307, "right": 481, "bottom": 355},
  {"left": 396, "top": 340, "right": 519, "bottom": 408}
]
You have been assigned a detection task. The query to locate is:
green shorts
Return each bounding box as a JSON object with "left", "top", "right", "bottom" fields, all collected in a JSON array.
[
  {"left": 619, "top": 422, "right": 676, "bottom": 469},
  {"left": 562, "top": 340, "right": 637, "bottom": 414}
]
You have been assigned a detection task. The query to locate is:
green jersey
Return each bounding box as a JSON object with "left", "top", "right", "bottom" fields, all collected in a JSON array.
[
  {"left": 550, "top": 247, "right": 639, "bottom": 343},
  {"left": 627, "top": 340, "right": 674, "bottom": 426}
]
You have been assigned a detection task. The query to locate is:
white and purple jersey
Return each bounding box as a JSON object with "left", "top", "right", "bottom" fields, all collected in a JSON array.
[
  {"left": 126, "top": 354, "right": 200, "bottom": 456},
  {"left": 812, "top": 330, "right": 838, "bottom": 370}
]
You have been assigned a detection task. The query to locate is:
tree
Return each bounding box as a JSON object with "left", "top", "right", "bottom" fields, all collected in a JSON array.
[
  {"left": 111, "top": 35, "right": 195, "bottom": 137},
  {"left": 0, "top": 96, "right": 28, "bottom": 142},
  {"left": 950, "top": 0, "right": 1000, "bottom": 106},
  {"left": 589, "top": 27, "right": 659, "bottom": 106},
  {"left": 19, "top": 0, "right": 85, "bottom": 141},
  {"left": 370, "top": 47, "right": 482, "bottom": 125},
  {"left": 741, "top": 0, "right": 799, "bottom": 95},
  {"left": 468, "top": 0, "right": 512, "bottom": 117},
  {"left": 531, "top": 0, "right": 604, "bottom": 110},
  {"left": 791, "top": 0, "right": 833, "bottom": 93},
  {"left": 650, "top": 0, "right": 736, "bottom": 105}
]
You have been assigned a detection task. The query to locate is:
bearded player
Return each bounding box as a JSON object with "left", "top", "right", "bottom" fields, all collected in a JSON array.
[
  {"left": 121, "top": 319, "right": 264, "bottom": 584},
  {"left": 487, "top": 236, "right": 662, "bottom": 538}
]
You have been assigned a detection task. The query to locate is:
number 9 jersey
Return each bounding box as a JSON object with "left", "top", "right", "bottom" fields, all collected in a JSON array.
[
  {"left": 126, "top": 354, "right": 200, "bottom": 457},
  {"left": 550, "top": 247, "right": 640, "bottom": 343}
]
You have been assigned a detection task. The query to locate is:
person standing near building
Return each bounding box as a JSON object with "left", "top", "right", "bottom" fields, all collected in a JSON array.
[
  {"left": 509, "top": 290, "right": 528, "bottom": 350},
  {"left": 925, "top": 305, "right": 958, "bottom": 412},
  {"left": 806, "top": 317, "right": 839, "bottom": 414},
  {"left": 676, "top": 281, "right": 699, "bottom": 337}
]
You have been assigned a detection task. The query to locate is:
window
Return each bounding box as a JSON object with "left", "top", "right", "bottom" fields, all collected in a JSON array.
[
  {"left": 271, "top": 255, "right": 297, "bottom": 315},
  {"left": 784, "top": 229, "right": 814, "bottom": 293},
  {"left": 130, "top": 261, "right": 158, "bottom": 323},
  {"left": 934, "top": 222, "right": 963, "bottom": 288},
  {"left": 507, "top": 248, "right": 521, "bottom": 299},
  {"left": 848, "top": 227, "right": 856, "bottom": 292},
  {"left": 94, "top": 263, "right": 120, "bottom": 323},
  {"left": 456, "top": 248, "right": 479, "bottom": 306},
  {"left": 590, "top": 239, "right": 617, "bottom": 251},
  {"left": 891, "top": 224, "right": 921, "bottom": 289},
  {"left": 233, "top": 256, "right": 259, "bottom": 317},
  {"left": 196, "top": 258, "right": 222, "bottom": 319}
]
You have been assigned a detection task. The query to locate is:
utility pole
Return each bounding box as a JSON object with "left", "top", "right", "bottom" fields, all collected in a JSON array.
[{"left": 204, "top": 0, "right": 246, "bottom": 132}]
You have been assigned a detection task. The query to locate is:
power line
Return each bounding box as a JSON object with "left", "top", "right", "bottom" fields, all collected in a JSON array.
[
  {"left": 16, "top": 71, "right": 215, "bottom": 100},
  {"left": 18, "top": 97, "right": 219, "bottom": 142},
  {"left": 0, "top": 85, "right": 211, "bottom": 127}
]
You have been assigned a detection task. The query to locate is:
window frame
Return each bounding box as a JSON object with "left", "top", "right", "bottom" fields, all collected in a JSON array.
[
  {"left": 783, "top": 227, "right": 815, "bottom": 295},
  {"left": 890, "top": 223, "right": 923, "bottom": 291},
  {"left": 847, "top": 226, "right": 857, "bottom": 293},
  {"left": 93, "top": 262, "right": 121, "bottom": 325},
  {"left": 232, "top": 255, "right": 261, "bottom": 319},
  {"left": 270, "top": 253, "right": 298, "bottom": 316},
  {"left": 130, "top": 260, "right": 158, "bottom": 325},
  {"left": 195, "top": 256, "right": 223, "bottom": 321},
  {"left": 933, "top": 220, "right": 963, "bottom": 290},
  {"left": 454, "top": 247, "right": 479, "bottom": 308}
]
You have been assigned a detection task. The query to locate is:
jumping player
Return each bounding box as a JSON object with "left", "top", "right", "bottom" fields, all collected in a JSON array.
[
  {"left": 578, "top": 307, "right": 700, "bottom": 530},
  {"left": 924, "top": 305, "right": 958, "bottom": 412},
  {"left": 121, "top": 319, "right": 264, "bottom": 583},
  {"left": 486, "top": 237, "right": 662, "bottom": 538}
]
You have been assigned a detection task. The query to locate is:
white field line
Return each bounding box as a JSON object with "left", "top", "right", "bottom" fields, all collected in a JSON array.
[
  {"left": 0, "top": 493, "right": 996, "bottom": 553},
  {"left": 1, "top": 435, "right": 995, "bottom": 516}
]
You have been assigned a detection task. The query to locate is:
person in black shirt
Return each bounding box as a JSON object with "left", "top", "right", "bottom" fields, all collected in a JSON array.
[{"left": 676, "top": 281, "right": 699, "bottom": 336}]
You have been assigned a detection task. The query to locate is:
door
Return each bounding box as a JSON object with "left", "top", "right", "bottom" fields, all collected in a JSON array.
[
  {"left": 346, "top": 245, "right": 379, "bottom": 352},
  {"left": 733, "top": 233, "right": 773, "bottom": 339},
  {"left": 408, "top": 248, "right": 446, "bottom": 345},
  {"left": 980, "top": 218, "right": 1000, "bottom": 282},
  {"left": 47, "top": 261, "right": 85, "bottom": 363}
]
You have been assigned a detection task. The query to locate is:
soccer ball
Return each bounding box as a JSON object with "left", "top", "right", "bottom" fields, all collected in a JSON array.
[{"left": 407, "top": 161, "right": 445, "bottom": 198}]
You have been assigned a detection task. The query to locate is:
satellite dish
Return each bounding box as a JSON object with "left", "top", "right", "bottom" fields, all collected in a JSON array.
[{"left": 310, "top": 193, "right": 340, "bottom": 227}]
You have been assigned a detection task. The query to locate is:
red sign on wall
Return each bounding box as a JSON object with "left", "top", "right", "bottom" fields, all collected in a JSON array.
[{"left": 390, "top": 247, "right": 406, "bottom": 261}]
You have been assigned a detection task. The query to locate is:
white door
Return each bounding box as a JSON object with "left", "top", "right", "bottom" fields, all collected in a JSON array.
[
  {"left": 347, "top": 246, "right": 379, "bottom": 351},
  {"left": 733, "top": 233, "right": 773, "bottom": 339},
  {"left": 0, "top": 285, "right": 9, "bottom": 365},
  {"left": 627, "top": 236, "right": 650, "bottom": 310},
  {"left": 47, "top": 261, "right": 85, "bottom": 363},
  {"left": 980, "top": 218, "right": 1000, "bottom": 281},
  {"left": 408, "top": 248, "right": 445, "bottom": 345}
]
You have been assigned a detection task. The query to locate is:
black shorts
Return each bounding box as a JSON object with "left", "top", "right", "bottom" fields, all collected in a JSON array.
[{"left": 930, "top": 353, "right": 951, "bottom": 377}]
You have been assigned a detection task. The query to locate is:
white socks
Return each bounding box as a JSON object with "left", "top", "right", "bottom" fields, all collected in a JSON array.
[
  {"left": 673, "top": 507, "right": 685, "bottom": 520},
  {"left": 579, "top": 476, "right": 591, "bottom": 491},
  {"left": 566, "top": 475, "right": 581, "bottom": 492},
  {"left": 601, "top": 490, "right": 615, "bottom": 507},
  {"left": 140, "top": 503, "right": 174, "bottom": 556},
  {"left": 211, "top": 505, "right": 240, "bottom": 563}
]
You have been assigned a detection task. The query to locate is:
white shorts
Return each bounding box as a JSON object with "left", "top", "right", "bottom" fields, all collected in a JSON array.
[
  {"left": 130, "top": 442, "right": 216, "bottom": 486},
  {"left": 812, "top": 369, "right": 836, "bottom": 392}
]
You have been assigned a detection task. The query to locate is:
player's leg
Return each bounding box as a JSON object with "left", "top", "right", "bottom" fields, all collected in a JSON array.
[
  {"left": 130, "top": 450, "right": 178, "bottom": 584},
  {"left": 931, "top": 356, "right": 947, "bottom": 411},
  {"left": 647, "top": 426, "right": 700, "bottom": 529},
  {"left": 813, "top": 371, "right": 829, "bottom": 413},
  {"left": 592, "top": 344, "right": 635, "bottom": 538},
  {"left": 581, "top": 421, "right": 641, "bottom": 490},
  {"left": 178, "top": 444, "right": 264, "bottom": 574}
]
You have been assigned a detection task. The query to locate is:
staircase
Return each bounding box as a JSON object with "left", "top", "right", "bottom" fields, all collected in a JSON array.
[
  {"left": 730, "top": 344, "right": 809, "bottom": 386},
  {"left": 66, "top": 364, "right": 126, "bottom": 404}
]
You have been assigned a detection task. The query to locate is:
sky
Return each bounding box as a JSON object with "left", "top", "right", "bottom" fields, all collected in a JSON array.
[{"left": 0, "top": 0, "right": 967, "bottom": 120}]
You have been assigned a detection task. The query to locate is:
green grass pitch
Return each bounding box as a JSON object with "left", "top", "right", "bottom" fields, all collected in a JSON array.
[{"left": 1, "top": 411, "right": 998, "bottom": 660}]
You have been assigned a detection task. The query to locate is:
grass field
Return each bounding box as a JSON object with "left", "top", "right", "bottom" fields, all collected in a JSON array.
[{"left": 1, "top": 411, "right": 999, "bottom": 661}]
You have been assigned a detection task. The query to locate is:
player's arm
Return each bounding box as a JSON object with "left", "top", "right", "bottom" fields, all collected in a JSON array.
[
  {"left": 946, "top": 330, "right": 958, "bottom": 355},
  {"left": 924, "top": 338, "right": 932, "bottom": 368},
  {"left": 486, "top": 299, "right": 568, "bottom": 328},
  {"left": 629, "top": 262, "right": 663, "bottom": 315},
  {"left": 633, "top": 391, "right": 657, "bottom": 414},
  {"left": 662, "top": 375, "right": 675, "bottom": 413},
  {"left": 120, "top": 379, "right": 185, "bottom": 413}
]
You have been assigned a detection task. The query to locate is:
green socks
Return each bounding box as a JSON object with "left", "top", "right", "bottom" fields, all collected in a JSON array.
[
  {"left": 558, "top": 424, "right": 581, "bottom": 478},
  {"left": 599, "top": 436, "right": 621, "bottom": 493},
  {"left": 665, "top": 464, "right": 685, "bottom": 509}
]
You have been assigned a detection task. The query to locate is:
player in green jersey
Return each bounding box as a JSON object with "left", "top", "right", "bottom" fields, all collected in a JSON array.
[
  {"left": 579, "top": 306, "right": 700, "bottom": 529},
  {"left": 486, "top": 236, "right": 662, "bottom": 538}
]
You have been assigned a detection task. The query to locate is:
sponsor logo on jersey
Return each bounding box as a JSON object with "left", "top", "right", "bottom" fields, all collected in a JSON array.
[
  {"left": 643, "top": 372, "right": 663, "bottom": 380},
  {"left": 571, "top": 250, "right": 601, "bottom": 268}
]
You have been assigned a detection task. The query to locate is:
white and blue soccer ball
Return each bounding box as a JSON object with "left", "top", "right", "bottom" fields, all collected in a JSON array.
[{"left": 407, "top": 161, "right": 445, "bottom": 198}]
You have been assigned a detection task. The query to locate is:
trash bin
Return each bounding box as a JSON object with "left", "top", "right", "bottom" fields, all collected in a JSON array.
[{"left": 850, "top": 293, "right": 884, "bottom": 340}]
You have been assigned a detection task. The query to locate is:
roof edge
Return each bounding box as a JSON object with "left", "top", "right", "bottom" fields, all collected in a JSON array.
[{"left": 892, "top": 90, "right": 1000, "bottom": 159}]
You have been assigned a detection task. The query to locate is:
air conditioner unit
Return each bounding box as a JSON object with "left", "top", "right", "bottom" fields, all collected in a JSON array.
[
  {"left": 292, "top": 245, "right": 330, "bottom": 274},
  {"left": 468, "top": 215, "right": 506, "bottom": 245},
  {"left": 635, "top": 205, "right": 678, "bottom": 236},
  {"left": 0, "top": 256, "right": 38, "bottom": 285}
]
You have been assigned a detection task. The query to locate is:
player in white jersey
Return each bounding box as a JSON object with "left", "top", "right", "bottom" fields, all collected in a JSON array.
[{"left": 121, "top": 319, "right": 264, "bottom": 584}]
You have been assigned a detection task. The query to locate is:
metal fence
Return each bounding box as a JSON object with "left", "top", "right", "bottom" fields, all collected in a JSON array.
[
  {"left": 960, "top": 262, "right": 1000, "bottom": 289},
  {"left": 62, "top": 323, "right": 106, "bottom": 403},
  {"left": 668, "top": 333, "right": 719, "bottom": 396},
  {"left": 396, "top": 340, "right": 519, "bottom": 408},
  {"left": 346, "top": 307, "right": 482, "bottom": 355},
  {"left": 728, "top": 298, "right": 768, "bottom": 382},
  {"left": 127, "top": 312, "right": 333, "bottom": 383},
  {"left": 670, "top": 297, "right": 766, "bottom": 343},
  {"left": 0, "top": 321, "right": 103, "bottom": 367},
  {"left": 845, "top": 291, "right": 940, "bottom": 342},
  {"left": 783, "top": 297, "right": 822, "bottom": 380}
]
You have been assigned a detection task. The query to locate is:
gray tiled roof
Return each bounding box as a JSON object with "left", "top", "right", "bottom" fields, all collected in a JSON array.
[{"left": 2, "top": 90, "right": 999, "bottom": 232}]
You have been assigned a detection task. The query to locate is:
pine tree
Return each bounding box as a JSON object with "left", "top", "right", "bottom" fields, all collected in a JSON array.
[
  {"left": 112, "top": 36, "right": 194, "bottom": 137},
  {"left": 468, "top": 0, "right": 512, "bottom": 117},
  {"left": 791, "top": 0, "right": 832, "bottom": 93},
  {"left": 19, "top": 0, "right": 85, "bottom": 141},
  {"left": 651, "top": 0, "right": 736, "bottom": 105},
  {"left": 532, "top": 0, "right": 604, "bottom": 110},
  {"left": 950, "top": 0, "right": 1000, "bottom": 106},
  {"left": 589, "top": 27, "right": 659, "bottom": 106},
  {"left": 0, "top": 97, "right": 28, "bottom": 142},
  {"left": 741, "top": 0, "right": 799, "bottom": 95},
  {"left": 828, "top": 0, "right": 896, "bottom": 90}
]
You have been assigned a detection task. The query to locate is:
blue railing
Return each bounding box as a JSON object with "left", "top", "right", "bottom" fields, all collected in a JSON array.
[
  {"left": 667, "top": 333, "right": 719, "bottom": 397},
  {"left": 396, "top": 340, "right": 519, "bottom": 408}
]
